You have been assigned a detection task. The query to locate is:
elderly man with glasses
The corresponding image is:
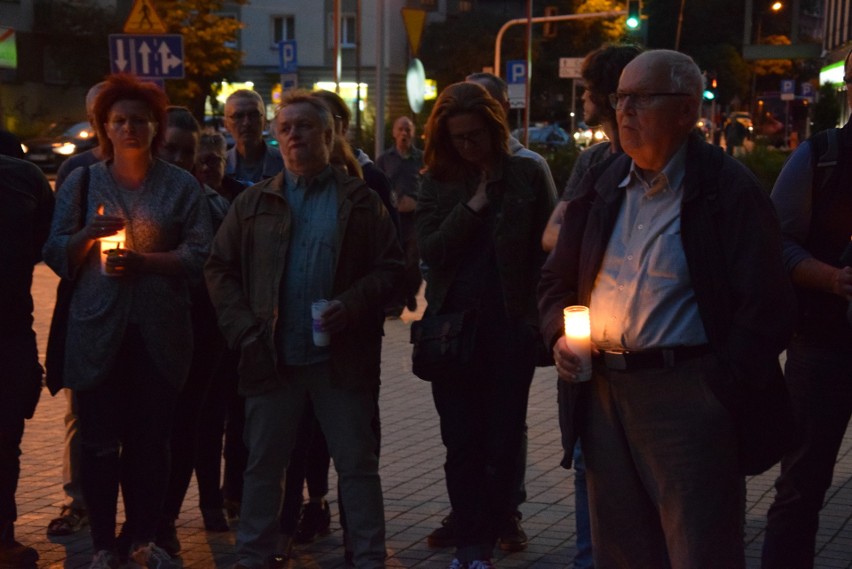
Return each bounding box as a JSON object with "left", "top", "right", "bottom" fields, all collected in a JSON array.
[
  {"left": 538, "top": 49, "right": 795, "bottom": 568},
  {"left": 223, "top": 89, "right": 284, "bottom": 185}
]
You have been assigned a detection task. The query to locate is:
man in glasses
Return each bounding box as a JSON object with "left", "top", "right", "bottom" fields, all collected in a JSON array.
[
  {"left": 539, "top": 49, "right": 795, "bottom": 568},
  {"left": 223, "top": 89, "right": 284, "bottom": 185}
]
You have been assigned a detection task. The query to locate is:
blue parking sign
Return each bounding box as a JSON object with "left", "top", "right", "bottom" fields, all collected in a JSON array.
[
  {"left": 506, "top": 60, "right": 527, "bottom": 84},
  {"left": 279, "top": 40, "right": 298, "bottom": 74}
]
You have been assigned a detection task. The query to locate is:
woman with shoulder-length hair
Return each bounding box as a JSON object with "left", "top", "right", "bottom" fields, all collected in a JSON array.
[
  {"left": 415, "top": 81, "right": 555, "bottom": 569},
  {"left": 42, "top": 74, "right": 212, "bottom": 569}
]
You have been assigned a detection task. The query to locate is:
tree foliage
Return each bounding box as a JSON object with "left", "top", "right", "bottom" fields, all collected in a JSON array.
[
  {"left": 812, "top": 82, "right": 842, "bottom": 133},
  {"left": 156, "top": 0, "right": 247, "bottom": 120}
]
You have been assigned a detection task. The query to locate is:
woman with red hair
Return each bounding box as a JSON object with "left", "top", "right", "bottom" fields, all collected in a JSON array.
[
  {"left": 415, "top": 82, "right": 555, "bottom": 569},
  {"left": 43, "top": 74, "right": 212, "bottom": 569}
]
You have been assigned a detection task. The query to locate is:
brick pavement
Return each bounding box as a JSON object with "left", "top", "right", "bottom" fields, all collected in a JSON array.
[{"left": 14, "top": 264, "right": 852, "bottom": 568}]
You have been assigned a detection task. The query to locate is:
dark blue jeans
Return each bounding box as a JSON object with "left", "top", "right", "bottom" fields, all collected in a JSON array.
[
  {"left": 431, "top": 319, "right": 536, "bottom": 562},
  {"left": 762, "top": 339, "right": 852, "bottom": 569},
  {"left": 76, "top": 325, "right": 180, "bottom": 552}
]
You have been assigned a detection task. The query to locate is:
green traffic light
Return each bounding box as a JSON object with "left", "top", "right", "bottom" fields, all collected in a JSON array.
[
  {"left": 626, "top": 16, "right": 640, "bottom": 29},
  {"left": 703, "top": 90, "right": 715, "bottom": 100}
]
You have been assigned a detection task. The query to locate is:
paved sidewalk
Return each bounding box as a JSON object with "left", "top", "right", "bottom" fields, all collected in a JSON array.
[{"left": 15, "top": 264, "right": 852, "bottom": 568}]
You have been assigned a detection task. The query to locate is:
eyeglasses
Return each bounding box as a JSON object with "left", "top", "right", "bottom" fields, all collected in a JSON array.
[
  {"left": 450, "top": 127, "right": 488, "bottom": 146},
  {"left": 227, "top": 110, "right": 263, "bottom": 122},
  {"left": 609, "top": 92, "right": 691, "bottom": 110}
]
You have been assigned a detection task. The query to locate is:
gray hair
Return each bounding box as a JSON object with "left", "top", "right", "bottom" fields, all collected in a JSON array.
[{"left": 226, "top": 89, "right": 265, "bottom": 110}]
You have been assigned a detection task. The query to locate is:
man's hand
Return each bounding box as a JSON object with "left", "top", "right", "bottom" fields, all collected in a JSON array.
[
  {"left": 833, "top": 266, "right": 852, "bottom": 301},
  {"left": 554, "top": 335, "right": 587, "bottom": 384},
  {"left": 320, "top": 299, "right": 349, "bottom": 334}
]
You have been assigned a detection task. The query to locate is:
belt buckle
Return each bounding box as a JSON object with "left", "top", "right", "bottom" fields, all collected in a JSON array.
[{"left": 603, "top": 351, "right": 628, "bottom": 371}]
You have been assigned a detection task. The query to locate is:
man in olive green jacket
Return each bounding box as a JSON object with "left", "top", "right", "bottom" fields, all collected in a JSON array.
[{"left": 205, "top": 90, "right": 403, "bottom": 569}]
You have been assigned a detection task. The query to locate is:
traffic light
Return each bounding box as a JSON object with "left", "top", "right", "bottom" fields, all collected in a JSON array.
[
  {"left": 626, "top": 0, "right": 641, "bottom": 30},
  {"left": 703, "top": 73, "right": 717, "bottom": 100}
]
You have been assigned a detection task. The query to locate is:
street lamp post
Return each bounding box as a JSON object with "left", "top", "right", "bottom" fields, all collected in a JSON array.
[{"left": 750, "top": 1, "right": 783, "bottom": 124}]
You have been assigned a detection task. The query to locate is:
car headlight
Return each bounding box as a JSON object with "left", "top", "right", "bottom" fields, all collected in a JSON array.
[{"left": 53, "top": 142, "right": 77, "bottom": 156}]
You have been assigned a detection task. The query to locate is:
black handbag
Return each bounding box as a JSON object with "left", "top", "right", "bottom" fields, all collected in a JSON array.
[
  {"left": 410, "top": 310, "right": 477, "bottom": 382},
  {"left": 45, "top": 166, "right": 89, "bottom": 396}
]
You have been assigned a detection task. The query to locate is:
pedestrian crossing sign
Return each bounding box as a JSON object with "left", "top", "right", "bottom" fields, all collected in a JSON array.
[{"left": 123, "top": 0, "right": 167, "bottom": 35}]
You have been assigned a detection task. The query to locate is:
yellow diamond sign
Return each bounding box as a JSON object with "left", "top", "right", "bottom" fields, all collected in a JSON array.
[
  {"left": 401, "top": 8, "right": 426, "bottom": 58},
  {"left": 124, "top": 0, "right": 167, "bottom": 34}
]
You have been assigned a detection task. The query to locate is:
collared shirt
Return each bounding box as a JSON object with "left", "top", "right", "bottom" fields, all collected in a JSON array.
[
  {"left": 225, "top": 142, "right": 284, "bottom": 185},
  {"left": 277, "top": 166, "right": 338, "bottom": 365},
  {"left": 589, "top": 143, "right": 708, "bottom": 351},
  {"left": 375, "top": 145, "right": 423, "bottom": 201}
]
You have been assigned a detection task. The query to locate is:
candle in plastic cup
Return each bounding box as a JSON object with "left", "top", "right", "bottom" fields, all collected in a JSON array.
[
  {"left": 99, "top": 229, "right": 126, "bottom": 276},
  {"left": 563, "top": 305, "right": 592, "bottom": 382},
  {"left": 311, "top": 300, "right": 331, "bottom": 347}
]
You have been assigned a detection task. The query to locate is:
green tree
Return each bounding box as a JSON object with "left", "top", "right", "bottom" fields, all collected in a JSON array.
[
  {"left": 812, "top": 82, "right": 841, "bottom": 133},
  {"left": 156, "top": 0, "right": 246, "bottom": 121}
]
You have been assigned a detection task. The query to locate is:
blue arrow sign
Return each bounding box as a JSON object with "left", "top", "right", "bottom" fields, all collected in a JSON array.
[{"left": 109, "top": 34, "right": 184, "bottom": 79}]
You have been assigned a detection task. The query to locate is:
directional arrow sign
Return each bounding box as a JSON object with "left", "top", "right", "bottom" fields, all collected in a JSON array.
[{"left": 109, "top": 34, "right": 184, "bottom": 79}]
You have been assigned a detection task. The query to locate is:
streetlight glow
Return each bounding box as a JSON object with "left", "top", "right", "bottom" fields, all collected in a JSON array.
[{"left": 771, "top": 2, "right": 782, "bottom": 11}]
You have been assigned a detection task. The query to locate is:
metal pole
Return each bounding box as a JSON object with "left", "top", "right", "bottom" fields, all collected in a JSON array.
[
  {"left": 374, "top": 0, "right": 386, "bottom": 158},
  {"left": 493, "top": 11, "right": 626, "bottom": 77},
  {"left": 334, "top": 0, "right": 341, "bottom": 92},
  {"left": 355, "top": 0, "right": 362, "bottom": 146},
  {"left": 524, "top": 0, "right": 532, "bottom": 147},
  {"left": 675, "top": 0, "right": 686, "bottom": 50}
]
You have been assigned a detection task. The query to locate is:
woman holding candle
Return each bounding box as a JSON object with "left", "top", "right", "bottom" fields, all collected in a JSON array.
[
  {"left": 415, "top": 81, "right": 555, "bottom": 569},
  {"left": 43, "top": 74, "right": 212, "bottom": 569}
]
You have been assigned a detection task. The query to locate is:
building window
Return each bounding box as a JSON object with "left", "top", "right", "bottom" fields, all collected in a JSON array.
[
  {"left": 329, "top": 13, "right": 357, "bottom": 48},
  {"left": 340, "top": 14, "right": 356, "bottom": 48},
  {"left": 272, "top": 15, "right": 295, "bottom": 48},
  {"left": 458, "top": 0, "right": 473, "bottom": 12}
]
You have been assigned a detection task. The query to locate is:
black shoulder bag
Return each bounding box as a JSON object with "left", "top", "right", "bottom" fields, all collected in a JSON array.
[{"left": 45, "top": 166, "right": 90, "bottom": 396}]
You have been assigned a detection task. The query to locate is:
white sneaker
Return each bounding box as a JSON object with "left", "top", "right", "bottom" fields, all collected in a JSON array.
[
  {"left": 130, "top": 542, "right": 177, "bottom": 569},
  {"left": 448, "top": 559, "right": 466, "bottom": 569},
  {"left": 469, "top": 561, "right": 495, "bottom": 569}
]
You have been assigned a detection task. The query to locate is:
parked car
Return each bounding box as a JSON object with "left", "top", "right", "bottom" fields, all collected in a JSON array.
[
  {"left": 22, "top": 121, "right": 97, "bottom": 173},
  {"left": 572, "top": 122, "right": 608, "bottom": 148},
  {"left": 511, "top": 124, "right": 573, "bottom": 148}
]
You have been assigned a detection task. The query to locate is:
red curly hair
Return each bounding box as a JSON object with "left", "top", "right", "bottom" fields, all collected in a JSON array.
[{"left": 92, "top": 74, "right": 169, "bottom": 159}]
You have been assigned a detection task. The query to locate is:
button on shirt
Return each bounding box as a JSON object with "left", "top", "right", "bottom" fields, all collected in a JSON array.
[
  {"left": 278, "top": 167, "right": 338, "bottom": 365},
  {"left": 589, "top": 143, "right": 708, "bottom": 351}
]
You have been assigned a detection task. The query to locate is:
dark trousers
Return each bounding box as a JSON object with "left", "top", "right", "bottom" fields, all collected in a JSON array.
[
  {"left": 162, "top": 305, "right": 226, "bottom": 519},
  {"left": 431, "top": 320, "right": 536, "bottom": 562},
  {"left": 582, "top": 353, "right": 744, "bottom": 569},
  {"left": 762, "top": 340, "right": 852, "bottom": 569},
  {"left": 76, "top": 325, "right": 180, "bottom": 551},
  {"left": 0, "top": 329, "right": 41, "bottom": 544},
  {"left": 279, "top": 400, "right": 331, "bottom": 535},
  {"left": 219, "top": 349, "right": 247, "bottom": 507}
]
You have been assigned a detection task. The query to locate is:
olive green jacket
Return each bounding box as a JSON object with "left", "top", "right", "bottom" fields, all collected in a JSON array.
[{"left": 205, "top": 167, "right": 404, "bottom": 395}]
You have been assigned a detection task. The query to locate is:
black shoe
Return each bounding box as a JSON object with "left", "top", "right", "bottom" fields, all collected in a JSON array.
[
  {"left": 497, "top": 512, "right": 528, "bottom": 552},
  {"left": 202, "top": 507, "right": 230, "bottom": 532},
  {"left": 293, "top": 500, "right": 331, "bottom": 544},
  {"left": 0, "top": 540, "right": 38, "bottom": 568},
  {"left": 155, "top": 519, "right": 181, "bottom": 557},
  {"left": 426, "top": 513, "right": 457, "bottom": 548}
]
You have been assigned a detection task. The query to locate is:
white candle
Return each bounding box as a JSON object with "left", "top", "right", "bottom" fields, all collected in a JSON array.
[
  {"left": 563, "top": 305, "right": 592, "bottom": 382},
  {"left": 99, "top": 229, "right": 126, "bottom": 276}
]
